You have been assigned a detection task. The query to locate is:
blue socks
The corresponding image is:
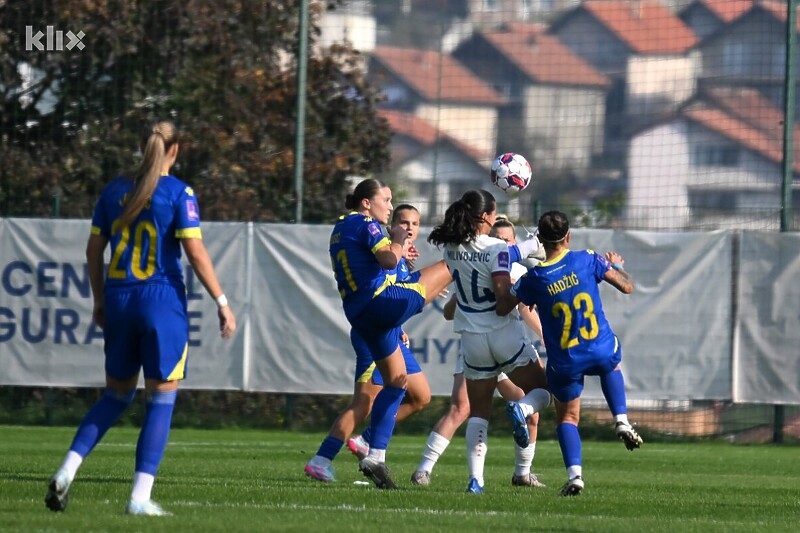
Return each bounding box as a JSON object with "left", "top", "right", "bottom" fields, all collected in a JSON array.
[
  {"left": 135, "top": 389, "right": 177, "bottom": 475},
  {"left": 69, "top": 388, "right": 136, "bottom": 457},
  {"left": 367, "top": 386, "right": 406, "bottom": 450},
  {"left": 600, "top": 369, "right": 628, "bottom": 416},
  {"left": 361, "top": 427, "right": 372, "bottom": 446},
  {"left": 557, "top": 422, "right": 582, "bottom": 469},
  {"left": 316, "top": 436, "right": 344, "bottom": 461}
]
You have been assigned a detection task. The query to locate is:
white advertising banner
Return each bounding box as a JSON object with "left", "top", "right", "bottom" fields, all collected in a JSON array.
[{"left": 1, "top": 218, "right": 797, "bottom": 404}]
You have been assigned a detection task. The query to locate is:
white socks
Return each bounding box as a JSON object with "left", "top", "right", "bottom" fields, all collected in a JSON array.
[
  {"left": 615, "top": 414, "right": 630, "bottom": 426},
  {"left": 418, "top": 431, "right": 451, "bottom": 473},
  {"left": 366, "top": 448, "right": 386, "bottom": 463},
  {"left": 567, "top": 465, "right": 582, "bottom": 480},
  {"left": 466, "top": 417, "right": 489, "bottom": 486},
  {"left": 131, "top": 472, "right": 155, "bottom": 503},
  {"left": 519, "top": 388, "right": 551, "bottom": 417},
  {"left": 514, "top": 442, "right": 535, "bottom": 477},
  {"left": 60, "top": 450, "right": 83, "bottom": 480}
]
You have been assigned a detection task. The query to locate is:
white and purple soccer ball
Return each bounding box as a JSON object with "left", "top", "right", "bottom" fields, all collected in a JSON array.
[{"left": 490, "top": 152, "right": 532, "bottom": 193}]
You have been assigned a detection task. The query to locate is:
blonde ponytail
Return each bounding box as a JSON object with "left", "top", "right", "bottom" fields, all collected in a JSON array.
[{"left": 114, "top": 120, "right": 177, "bottom": 233}]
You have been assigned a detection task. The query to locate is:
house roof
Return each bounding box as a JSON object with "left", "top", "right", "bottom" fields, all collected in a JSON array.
[
  {"left": 683, "top": 88, "right": 800, "bottom": 172},
  {"left": 681, "top": 0, "right": 753, "bottom": 23},
  {"left": 370, "top": 46, "right": 505, "bottom": 105},
  {"left": 377, "top": 109, "right": 487, "bottom": 165},
  {"left": 478, "top": 24, "right": 609, "bottom": 87},
  {"left": 559, "top": 0, "right": 697, "bottom": 55}
]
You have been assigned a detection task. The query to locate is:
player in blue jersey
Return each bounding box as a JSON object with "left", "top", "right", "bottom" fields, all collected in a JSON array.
[
  {"left": 329, "top": 180, "right": 452, "bottom": 489},
  {"left": 44, "top": 120, "right": 236, "bottom": 516},
  {"left": 427, "top": 190, "right": 551, "bottom": 494},
  {"left": 497, "top": 210, "right": 642, "bottom": 497},
  {"left": 305, "top": 205, "right": 434, "bottom": 483}
]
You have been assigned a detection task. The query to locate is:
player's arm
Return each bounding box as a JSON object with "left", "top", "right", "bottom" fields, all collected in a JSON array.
[
  {"left": 493, "top": 271, "right": 519, "bottom": 317},
  {"left": 374, "top": 224, "right": 407, "bottom": 269},
  {"left": 442, "top": 294, "right": 457, "bottom": 320},
  {"left": 604, "top": 252, "right": 634, "bottom": 294},
  {"left": 181, "top": 237, "right": 237, "bottom": 338},
  {"left": 518, "top": 303, "right": 543, "bottom": 340},
  {"left": 86, "top": 233, "right": 108, "bottom": 329}
]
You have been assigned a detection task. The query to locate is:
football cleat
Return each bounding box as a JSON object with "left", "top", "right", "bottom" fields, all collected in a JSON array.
[
  {"left": 559, "top": 476, "right": 584, "bottom": 497},
  {"left": 358, "top": 457, "right": 397, "bottom": 490},
  {"left": 347, "top": 435, "right": 369, "bottom": 461},
  {"left": 304, "top": 456, "right": 336, "bottom": 482},
  {"left": 615, "top": 422, "right": 643, "bottom": 451},
  {"left": 410, "top": 470, "right": 431, "bottom": 486},
  {"left": 504, "top": 401, "right": 530, "bottom": 448},
  {"left": 465, "top": 478, "right": 484, "bottom": 494},
  {"left": 44, "top": 468, "right": 72, "bottom": 512},
  {"left": 125, "top": 499, "right": 172, "bottom": 516},
  {"left": 511, "top": 473, "right": 546, "bottom": 488}
]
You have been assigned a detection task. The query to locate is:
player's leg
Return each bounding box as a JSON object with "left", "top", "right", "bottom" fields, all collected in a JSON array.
[
  {"left": 599, "top": 346, "right": 643, "bottom": 450},
  {"left": 125, "top": 284, "right": 186, "bottom": 516},
  {"left": 464, "top": 377, "right": 497, "bottom": 493},
  {"left": 351, "top": 344, "right": 428, "bottom": 460},
  {"left": 412, "top": 369, "right": 470, "bottom": 485},
  {"left": 45, "top": 373, "right": 138, "bottom": 512},
  {"left": 415, "top": 259, "right": 453, "bottom": 305},
  {"left": 310, "top": 379, "right": 380, "bottom": 478},
  {"left": 555, "top": 397, "right": 584, "bottom": 496},
  {"left": 548, "top": 365, "right": 585, "bottom": 496},
  {"left": 45, "top": 288, "right": 139, "bottom": 513},
  {"left": 497, "top": 375, "right": 545, "bottom": 488},
  {"left": 359, "top": 344, "right": 406, "bottom": 489}
]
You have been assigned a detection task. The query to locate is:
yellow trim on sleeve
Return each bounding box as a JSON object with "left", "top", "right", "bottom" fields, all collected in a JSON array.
[
  {"left": 176, "top": 227, "right": 202, "bottom": 239},
  {"left": 371, "top": 237, "right": 390, "bottom": 254},
  {"left": 90, "top": 226, "right": 102, "bottom": 235}
]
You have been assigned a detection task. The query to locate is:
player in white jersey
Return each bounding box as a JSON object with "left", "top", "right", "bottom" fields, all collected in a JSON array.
[{"left": 427, "top": 189, "right": 551, "bottom": 493}]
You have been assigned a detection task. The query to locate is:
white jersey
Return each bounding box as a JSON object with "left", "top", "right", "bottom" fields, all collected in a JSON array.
[{"left": 443, "top": 234, "right": 514, "bottom": 334}]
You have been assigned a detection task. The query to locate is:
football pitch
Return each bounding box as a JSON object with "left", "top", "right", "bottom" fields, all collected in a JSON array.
[{"left": 1, "top": 426, "right": 798, "bottom": 532}]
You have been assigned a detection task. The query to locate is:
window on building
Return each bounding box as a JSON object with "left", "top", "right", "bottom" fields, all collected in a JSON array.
[
  {"left": 690, "top": 145, "right": 740, "bottom": 167},
  {"left": 723, "top": 41, "right": 747, "bottom": 76}
]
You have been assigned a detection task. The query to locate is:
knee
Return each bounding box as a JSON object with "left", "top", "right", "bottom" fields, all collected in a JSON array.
[
  {"left": 449, "top": 401, "right": 471, "bottom": 425},
  {"left": 386, "top": 372, "right": 407, "bottom": 389},
  {"left": 406, "top": 390, "right": 431, "bottom": 414}
]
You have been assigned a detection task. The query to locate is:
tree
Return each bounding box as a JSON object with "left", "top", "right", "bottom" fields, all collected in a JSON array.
[{"left": 0, "top": 0, "right": 390, "bottom": 221}]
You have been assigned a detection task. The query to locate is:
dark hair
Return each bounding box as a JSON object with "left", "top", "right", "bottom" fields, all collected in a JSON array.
[
  {"left": 428, "top": 189, "right": 496, "bottom": 246},
  {"left": 391, "top": 203, "right": 419, "bottom": 224},
  {"left": 537, "top": 210, "right": 570, "bottom": 246},
  {"left": 345, "top": 178, "right": 387, "bottom": 210},
  {"left": 491, "top": 217, "right": 516, "bottom": 237}
]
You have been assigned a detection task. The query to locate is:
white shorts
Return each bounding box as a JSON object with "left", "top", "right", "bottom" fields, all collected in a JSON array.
[
  {"left": 454, "top": 351, "right": 509, "bottom": 382},
  {"left": 459, "top": 320, "right": 538, "bottom": 381}
]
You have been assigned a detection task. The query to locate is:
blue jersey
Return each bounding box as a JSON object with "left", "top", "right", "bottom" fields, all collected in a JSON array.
[
  {"left": 329, "top": 212, "right": 391, "bottom": 320},
  {"left": 90, "top": 175, "right": 201, "bottom": 288},
  {"left": 511, "top": 249, "right": 616, "bottom": 375}
]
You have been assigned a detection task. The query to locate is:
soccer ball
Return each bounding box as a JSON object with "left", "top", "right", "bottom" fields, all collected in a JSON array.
[{"left": 490, "top": 152, "right": 532, "bottom": 193}]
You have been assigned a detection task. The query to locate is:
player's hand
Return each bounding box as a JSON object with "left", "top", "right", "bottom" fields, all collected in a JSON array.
[
  {"left": 92, "top": 302, "right": 105, "bottom": 330},
  {"left": 218, "top": 305, "right": 237, "bottom": 339},
  {"left": 405, "top": 243, "right": 420, "bottom": 262},
  {"left": 605, "top": 251, "right": 624, "bottom": 267}
]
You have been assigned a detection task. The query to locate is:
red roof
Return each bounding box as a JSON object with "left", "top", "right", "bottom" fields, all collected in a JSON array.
[
  {"left": 582, "top": 0, "right": 697, "bottom": 54},
  {"left": 693, "top": 0, "right": 753, "bottom": 23},
  {"left": 685, "top": 88, "right": 800, "bottom": 172},
  {"left": 378, "top": 109, "right": 486, "bottom": 163},
  {"left": 371, "top": 46, "right": 505, "bottom": 105},
  {"left": 481, "top": 25, "right": 609, "bottom": 87}
]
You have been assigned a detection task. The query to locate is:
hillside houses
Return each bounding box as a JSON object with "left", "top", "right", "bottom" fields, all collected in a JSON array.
[{"left": 319, "top": 0, "right": 799, "bottom": 229}]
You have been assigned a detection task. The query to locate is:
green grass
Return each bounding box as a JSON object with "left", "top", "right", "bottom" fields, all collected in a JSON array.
[{"left": 1, "top": 426, "right": 798, "bottom": 532}]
